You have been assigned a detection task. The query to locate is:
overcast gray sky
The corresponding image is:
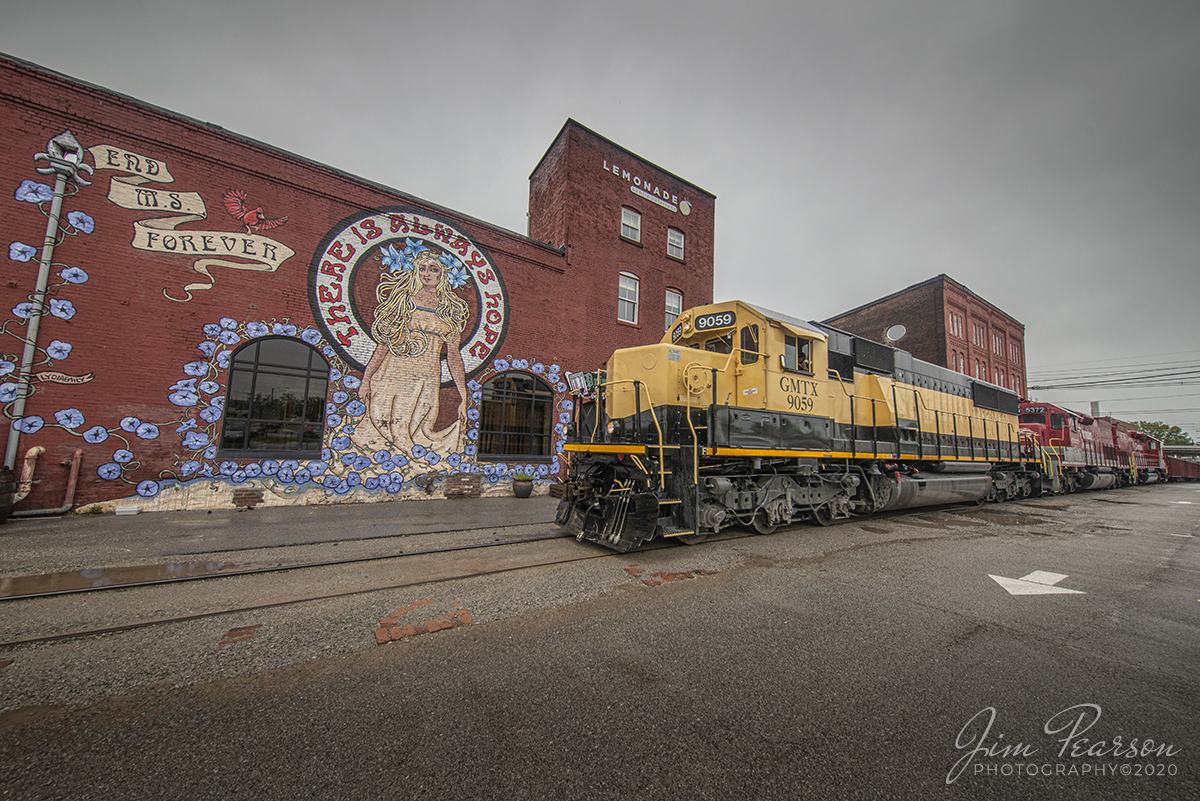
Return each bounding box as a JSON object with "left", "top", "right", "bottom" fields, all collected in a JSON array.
[{"left": 4, "top": 0, "right": 1199, "bottom": 434}]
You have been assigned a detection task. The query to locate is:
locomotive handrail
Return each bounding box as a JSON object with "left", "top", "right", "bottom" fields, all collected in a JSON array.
[
  {"left": 905, "top": 388, "right": 1016, "bottom": 463},
  {"left": 595, "top": 377, "right": 669, "bottom": 491},
  {"left": 1021, "top": 430, "right": 1062, "bottom": 481},
  {"left": 828, "top": 370, "right": 892, "bottom": 459}
]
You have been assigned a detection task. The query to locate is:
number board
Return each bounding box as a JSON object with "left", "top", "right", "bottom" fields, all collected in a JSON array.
[
  {"left": 1023, "top": 406, "right": 1048, "bottom": 414},
  {"left": 694, "top": 311, "right": 736, "bottom": 332}
]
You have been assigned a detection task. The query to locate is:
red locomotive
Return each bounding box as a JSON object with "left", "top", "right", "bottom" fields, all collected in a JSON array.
[{"left": 1017, "top": 401, "right": 1197, "bottom": 491}]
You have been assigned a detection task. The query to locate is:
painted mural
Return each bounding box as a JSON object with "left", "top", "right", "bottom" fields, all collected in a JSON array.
[
  {"left": 4, "top": 137, "right": 567, "bottom": 512},
  {"left": 311, "top": 208, "right": 511, "bottom": 482},
  {"left": 87, "top": 144, "right": 295, "bottom": 301}
]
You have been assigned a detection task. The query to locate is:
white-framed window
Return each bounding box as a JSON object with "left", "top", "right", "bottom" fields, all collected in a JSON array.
[
  {"left": 665, "top": 288, "right": 683, "bottom": 331},
  {"left": 973, "top": 323, "right": 986, "bottom": 348},
  {"left": 618, "top": 272, "right": 639, "bottom": 324},
  {"left": 620, "top": 208, "right": 641, "bottom": 242},
  {"left": 667, "top": 227, "right": 685, "bottom": 260},
  {"left": 947, "top": 310, "right": 965, "bottom": 340}
]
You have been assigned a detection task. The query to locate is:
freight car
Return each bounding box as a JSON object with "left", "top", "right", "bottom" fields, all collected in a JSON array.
[
  {"left": 556, "top": 300, "right": 1040, "bottom": 552},
  {"left": 1165, "top": 453, "right": 1200, "bottom": 481}
]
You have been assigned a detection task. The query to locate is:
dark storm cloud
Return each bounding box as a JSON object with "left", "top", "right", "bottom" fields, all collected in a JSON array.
[{"left": 3, "top": 0, "right": 1198, "bottom": 427}]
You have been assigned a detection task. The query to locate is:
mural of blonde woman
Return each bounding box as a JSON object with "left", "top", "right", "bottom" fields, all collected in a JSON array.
[{"left": 356, "top": 244, "right": 470, "bottom": 461}]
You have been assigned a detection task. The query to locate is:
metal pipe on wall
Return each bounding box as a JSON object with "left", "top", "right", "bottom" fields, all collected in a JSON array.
[{"left": 4, "top": 131, "right": 92, "bottom": 473}]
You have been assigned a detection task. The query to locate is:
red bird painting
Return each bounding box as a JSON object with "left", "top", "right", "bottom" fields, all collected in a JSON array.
[{"left": 222, "top": 188, "right": 289, "bottom": 234}]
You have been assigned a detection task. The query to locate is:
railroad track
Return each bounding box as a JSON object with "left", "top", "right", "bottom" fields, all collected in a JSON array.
[
  {"left": 0, "top": 524, "right": 703, "bottom": 649},
  {"left": 0, "top": 524, "right": 574, "bottom": 601},
  {"left": 0, "top": 503, "right": 1018, "bottom": 649}
]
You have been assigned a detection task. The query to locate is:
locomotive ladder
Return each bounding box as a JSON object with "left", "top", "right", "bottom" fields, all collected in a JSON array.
[{"left": 601, "top": 377, "right": 699, "bottom": 539}]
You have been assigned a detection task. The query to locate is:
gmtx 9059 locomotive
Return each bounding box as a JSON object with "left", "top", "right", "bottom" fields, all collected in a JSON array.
[{"left": 556, "top": 300, "right": 1049, "bottom": 552}]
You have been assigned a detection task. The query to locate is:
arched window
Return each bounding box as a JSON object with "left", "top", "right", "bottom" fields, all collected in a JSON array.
[
  {"left": 479, "top": 372, "right": 555, "bottom": 459},
  {"left": 221, "top": 337, "right": 329, "bottom": 454}
]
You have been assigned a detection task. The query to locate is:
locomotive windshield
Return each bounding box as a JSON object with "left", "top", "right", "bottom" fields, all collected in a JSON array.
[
  {"left": 704, "top": 334, "right": 733, "bottom": 354},
  {"left": 1020, "top": 413, "right": 1046, "bottom": 425}
]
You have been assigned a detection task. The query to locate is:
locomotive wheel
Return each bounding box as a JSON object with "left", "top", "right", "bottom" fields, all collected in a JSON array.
[
  {"left": 679, "top": 533, "right": 710, "bottom": 545},
  {"left": 812, "top": 505, "right": 834, "bottom": 526},
  {"left": 752, "top": 510, "right": 778, "bottom": 534}
]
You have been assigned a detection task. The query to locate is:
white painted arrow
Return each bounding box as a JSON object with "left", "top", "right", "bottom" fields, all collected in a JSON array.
[{"left": 989, "top": 570, "right": 1085, "bottom": 596}]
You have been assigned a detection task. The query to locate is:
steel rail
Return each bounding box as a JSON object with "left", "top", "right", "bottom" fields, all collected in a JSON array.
[{"left": 0, "top": 528, "right": 571, "bottom": 601}]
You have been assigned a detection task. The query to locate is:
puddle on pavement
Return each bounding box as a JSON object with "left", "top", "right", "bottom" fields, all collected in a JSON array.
[
  {"left": 0, "top": 559, "right": 276, "bottom": 599},
  {"left": 956, "top": 508, "right": 1050, "bottom": 526},
  {"left": 887, "top": 507, "right": 1050, "bottom": 530}
]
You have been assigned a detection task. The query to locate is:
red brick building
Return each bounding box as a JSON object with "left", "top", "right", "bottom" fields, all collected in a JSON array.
[
  {"left": 0, "top": 54, "right": 713, "bottom": 513},
  {"left": 824, "top": 274, "right": 1027, "bottom": 396}
]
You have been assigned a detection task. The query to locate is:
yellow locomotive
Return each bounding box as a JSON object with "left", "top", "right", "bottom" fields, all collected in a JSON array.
[{"left": 557, "top": 300, "right": 1026, "bottom": 551}]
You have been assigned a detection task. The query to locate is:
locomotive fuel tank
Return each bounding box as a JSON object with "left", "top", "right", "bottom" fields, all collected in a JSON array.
[
  {"left": 1077, "top": 471, "right": 1117, "bottom": 491},
  {"left": 872, "top": 472, "right": 992, "bottom": 512}
]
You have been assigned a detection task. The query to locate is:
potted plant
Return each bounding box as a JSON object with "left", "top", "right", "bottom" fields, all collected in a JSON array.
[{"left": 512, "top": 472, "right": 534, "bottom": 498}]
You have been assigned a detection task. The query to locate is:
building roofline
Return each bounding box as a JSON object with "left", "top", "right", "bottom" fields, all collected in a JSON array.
[
  {"left": 823, "top": 273, "right": 1024, "bottom": 331},
  {"left": 529, "top": 118, "right": 716, "bottom": 199},
  {"left": 1, "top": 51, "right": 566, "bottom": 257}
]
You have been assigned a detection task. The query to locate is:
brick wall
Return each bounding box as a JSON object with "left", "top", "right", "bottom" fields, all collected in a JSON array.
[
  {"left": 0, "top": 59, "right": 715, "bottom": 513},
  {"left": 826, "top": 275, "right": 1026, "bottom": 395}
]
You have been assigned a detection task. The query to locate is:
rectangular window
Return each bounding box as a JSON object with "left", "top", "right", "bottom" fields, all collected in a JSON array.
[
  {"left": 1010, "top": 342, "right": 1021, "bottom": 364},
  {"left": 947, "top": 310, "right": 964, "bottom": 340},
  {"left": 782, "top": 335, "right": 812, "bottom": 373},
  {"left": 618, "top": 272, "right": 639, "bottom": 324},
  {"left": 740, "top": 325, "right": 759, "bottom": 364},
  {"left": 665, "top": 289, "right": 683, "bottom": 331},
  {"left": 621, "top": 208, "right": 641, "bottom": 242},
  {"left": 667, "top": 228, "right": 684, "bottom": 260},
  {"left": 705, "top": 334, "right": 732, "bottom": 354}
]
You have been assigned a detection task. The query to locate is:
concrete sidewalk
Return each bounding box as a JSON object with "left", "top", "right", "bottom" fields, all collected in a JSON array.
[{"left": 0, "top": 495, "right": 561, "bottom": 576}]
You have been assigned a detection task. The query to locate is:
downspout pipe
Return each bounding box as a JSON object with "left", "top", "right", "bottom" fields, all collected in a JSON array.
[
  {"left": 4, "top": 131, "right": 92, "bottom": 473},
  {"left": 12, "top": 449, "right": 83, "bottom": 518},
  {"left": 14, "top": 446, "right": 45, "bottom": 503}
]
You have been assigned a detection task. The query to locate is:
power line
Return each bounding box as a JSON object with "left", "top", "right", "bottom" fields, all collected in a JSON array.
[{"left": 1027, "top": 349, "right": 1200, "bottom": 372}]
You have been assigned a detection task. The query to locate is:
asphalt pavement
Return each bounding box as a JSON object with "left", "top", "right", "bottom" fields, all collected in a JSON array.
[{"left": 1, "top": 484, "right": 1197, "bottom": 800}]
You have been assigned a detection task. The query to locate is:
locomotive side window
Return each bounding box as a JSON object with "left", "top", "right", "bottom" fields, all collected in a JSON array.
[
  {"left": 704, "top": 333, "right": 732, "bottom": 354},
  {"left": 1050, "top": 413, "right": 1066, "bottom": 430},
  {"left": 740, "top": 325, "right": 759, "bottom": 364},
  {"left": 782, "top": 334, "right": 812, "bottom": 374}
]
